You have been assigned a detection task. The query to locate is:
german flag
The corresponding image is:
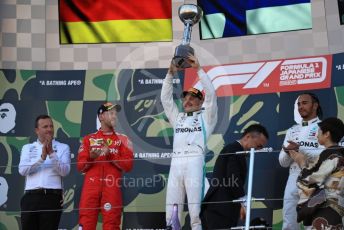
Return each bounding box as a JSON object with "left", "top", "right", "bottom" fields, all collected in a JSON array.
[{"left": 59, "top": 0, "right": 172, "bottom": 44}]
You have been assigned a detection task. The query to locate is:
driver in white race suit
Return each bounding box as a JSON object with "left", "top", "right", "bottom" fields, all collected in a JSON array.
[
  {"left": 161, "top": 54, "right": 217, "bottom": 230},
  {"left": 279, "top": 93, "right": 323, "bottom": 230}
]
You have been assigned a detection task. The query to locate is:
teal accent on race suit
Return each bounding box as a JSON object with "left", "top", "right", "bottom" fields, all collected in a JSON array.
[{"left": 200, "top": 112, "right": 207, "bottom": 201}]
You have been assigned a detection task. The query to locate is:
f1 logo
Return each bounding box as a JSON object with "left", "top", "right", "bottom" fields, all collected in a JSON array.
[{"left": 187, "top": 56, "right": 329, "bottom": 96}]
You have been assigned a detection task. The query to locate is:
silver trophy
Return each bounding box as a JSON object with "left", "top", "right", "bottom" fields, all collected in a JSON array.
[{"left": 172, "top": 4, "right": 203, "bottom": 68}]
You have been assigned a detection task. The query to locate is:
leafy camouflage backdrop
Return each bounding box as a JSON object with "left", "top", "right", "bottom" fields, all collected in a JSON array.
[{"left": 1, "top": 52, "right": 344, "bottom": 229}]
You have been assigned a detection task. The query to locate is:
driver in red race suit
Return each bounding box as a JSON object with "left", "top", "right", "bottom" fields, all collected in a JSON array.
[{"left": 77, "top": 102, "right": 133, "bottom": 230}]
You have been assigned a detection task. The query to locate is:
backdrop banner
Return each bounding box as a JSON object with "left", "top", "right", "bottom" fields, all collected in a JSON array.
[{"left": 1, "top": 52, "right": 344, "bottom": 229}]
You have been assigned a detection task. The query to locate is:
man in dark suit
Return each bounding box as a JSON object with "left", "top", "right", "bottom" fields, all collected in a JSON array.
[{"left": 200, "top": 124, "right": 269, "bottom": 229}]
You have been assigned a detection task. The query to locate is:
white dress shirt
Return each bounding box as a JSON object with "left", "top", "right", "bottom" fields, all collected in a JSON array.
[{"left": 19, "top": 139, "right": 71, "bottom": 190}]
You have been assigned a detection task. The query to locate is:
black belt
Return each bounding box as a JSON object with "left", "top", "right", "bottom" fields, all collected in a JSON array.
[{"left": 25, "top": 189, "right": 62, "bottom": 195}]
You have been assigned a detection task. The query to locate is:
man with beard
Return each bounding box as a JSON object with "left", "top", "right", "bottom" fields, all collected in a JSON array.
[
  {"left": 161, "top": 54, "right": 218, "bottom": 230},
  {"left": 77, "top": 102, "right": 133, "bottom": 230},
  {"left": 279, "top": 93, "right": 323, "bottom": 230},
  {"left": 19, "top": 115, "right": 71, "bottom": 230}
]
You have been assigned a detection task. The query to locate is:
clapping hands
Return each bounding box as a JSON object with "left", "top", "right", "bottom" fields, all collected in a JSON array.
[
  {"left": 282, "top": 140, "right": 299, "bottom": 154},
  {"left": 289, "top": 150, "right": 306, "bottom": 168},
  {"left": 41, "top": 136, "right": 53, "bottom": 160},
  {"left": 89, "top": 142, "right": 110, "bottom": 159}
]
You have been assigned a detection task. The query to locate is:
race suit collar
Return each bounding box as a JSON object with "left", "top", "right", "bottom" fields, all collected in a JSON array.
[
  {"left": 98, "top": 128, "right": 115, "bottom": 136},
  {"left": 184, "top": 110, "right": 202, "bottom": 116},
  {"left": 301, "top": 117, "right": 319, "bottom": 126}
]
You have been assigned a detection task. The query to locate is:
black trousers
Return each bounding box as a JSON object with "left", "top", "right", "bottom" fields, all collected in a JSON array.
[
  {"left": 201, "top": 203, "right": 241, "bottom": 229},
  {"left": 20, "top": 190, "right": 63, "bottom": 230}
]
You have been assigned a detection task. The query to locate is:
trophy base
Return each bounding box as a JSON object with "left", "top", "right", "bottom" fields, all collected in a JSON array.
[{"left": 172, "top": 45, "right": 194, "bottom": 69}]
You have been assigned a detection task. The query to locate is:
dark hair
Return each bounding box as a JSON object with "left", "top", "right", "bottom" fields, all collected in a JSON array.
[
  {"left": 242, "top": 124, "right": 269, "bottom": 139},
  {"left": 318, "top": 117, "right": 344, "bottom": 143},
  {"left": 299, "top": 92, "right": 323, "bottom": 118},
  {"left": 35, "top": 114, "right": 51, "bottom": 128}
]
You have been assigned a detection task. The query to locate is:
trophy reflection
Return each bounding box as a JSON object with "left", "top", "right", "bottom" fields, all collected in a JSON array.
[{"left": 172, "top": 4, "right": 203, "bottom": 68}]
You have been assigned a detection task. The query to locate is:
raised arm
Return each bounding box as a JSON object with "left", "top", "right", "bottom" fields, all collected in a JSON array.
[
  {"left": 188, "top": 54, "right": 217, "bottom": 126},
  {"left": 199, "top": 69, "right": 217, "bottom": 123},
  {"left": 161, "top": 62, "right": 180, "bottom": 127}
]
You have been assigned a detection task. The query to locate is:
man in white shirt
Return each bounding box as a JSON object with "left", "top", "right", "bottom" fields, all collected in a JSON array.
[
  {"left": 19, "top": 114, "right": 71, "bottom": 230},
  {"left": 279, "top": 93, "right": 323, "bottom": 230}
]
